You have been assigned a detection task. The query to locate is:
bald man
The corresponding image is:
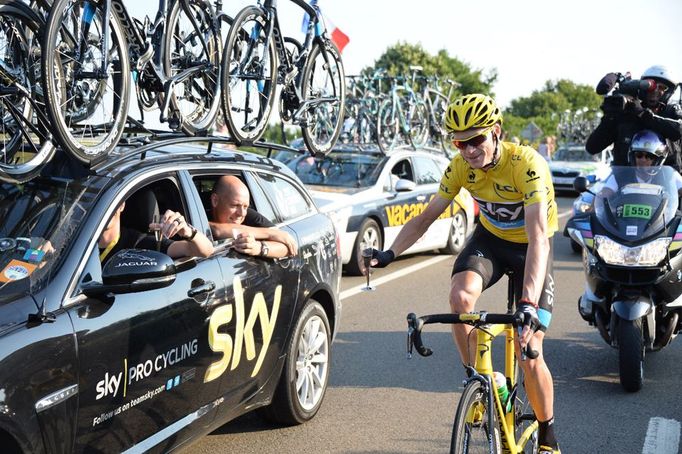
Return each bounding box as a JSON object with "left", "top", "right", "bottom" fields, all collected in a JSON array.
[{"left": 209, "top": 175, "right": 297, "bottom": 258}]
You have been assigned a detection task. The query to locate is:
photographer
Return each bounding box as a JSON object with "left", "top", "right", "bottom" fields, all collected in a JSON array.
[{"left": 586, "top": 65, "right": 682, "bottom": 170}]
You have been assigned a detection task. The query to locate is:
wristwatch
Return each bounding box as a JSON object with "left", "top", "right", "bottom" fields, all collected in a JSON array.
[
  {"left": 259, "top": 241, "right": 269, "bottom": 257},
  {"left": 181, "top": 225, "right": 198, "bottom": 241}
]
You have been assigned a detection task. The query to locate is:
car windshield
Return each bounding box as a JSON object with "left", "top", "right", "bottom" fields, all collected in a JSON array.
[
  {"left": 0, "top": 176, "right": 107, "bottom": 303},
  {"left": 287, "top": 152, "right": 384, "bottom": 188},
  {"left": 553, "top": 147, "right": 599, "bottom": 162}
]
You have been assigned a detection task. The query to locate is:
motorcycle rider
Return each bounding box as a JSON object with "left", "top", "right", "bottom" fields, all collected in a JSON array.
[
  {"left": 586, "top": 65, "right": 682, "bottom": 170},
  {"left": 602, "top": 129, "right": 682, "bottom": 196}
]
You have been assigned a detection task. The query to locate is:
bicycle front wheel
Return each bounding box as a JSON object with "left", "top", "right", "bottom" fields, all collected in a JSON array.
[
  {"left": 220, "top": 6, "right": 276, "bottom": 144},
  {"left": 512, "top": 367, "right": 539, "bottom": 453},
  {"left": 164, "top": 0, "right": 221, "bottom": 135},
  {"left": 0, "top": 1, "right": 56, "bottom": 183},
  {"left": 300, "top": 41, "right": 345, "bottom": 156},
  {"left": 450, "top": 380, "right": 501, "bottom": 454},
  {"left": 42, "top": 0, "right": 130, "bottom": 163},
  {"left": 376, "top": 99, "right": 397, "bottom": 153}
]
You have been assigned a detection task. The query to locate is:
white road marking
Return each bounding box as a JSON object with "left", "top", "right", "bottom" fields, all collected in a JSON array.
[
  {"left": 642, "top": 417, "right": 680, "bottom": 454},
  {"left": 340, "top": 255, "right": 451, "bottom": 300}
]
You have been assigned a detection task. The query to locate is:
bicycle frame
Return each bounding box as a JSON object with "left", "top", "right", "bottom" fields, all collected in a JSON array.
[
  {"left": 463, "top": 317, "right": 538, "bottom": 453},
  {"left": 259, "top": 0, "right": 337, "bottom": 120},
  {"left": 83, "top": 0, "right": 214, "bottom": 122}
]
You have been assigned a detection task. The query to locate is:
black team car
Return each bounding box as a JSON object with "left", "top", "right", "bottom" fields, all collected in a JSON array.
[{"left": 0, "top": 137, "right": 341, "bottom": 453}]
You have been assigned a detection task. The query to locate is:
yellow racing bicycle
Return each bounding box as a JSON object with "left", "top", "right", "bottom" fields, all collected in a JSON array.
[{"left": 407, "top": 276, "right": 540, "bottom": 453}]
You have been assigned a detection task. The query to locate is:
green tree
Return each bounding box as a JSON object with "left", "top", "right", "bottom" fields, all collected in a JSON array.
[
  {"left": 504, "top": 79, "right": 601, "bottom": 142},
  {"left": 365, "top": 42, "right": 497, "bottom": 97}
]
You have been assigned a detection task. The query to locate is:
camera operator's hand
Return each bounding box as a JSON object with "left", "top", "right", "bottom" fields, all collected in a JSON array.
[
  {"left": 368, "top": 248, "right": 395, "bottom": 268},
  {"left": 624, "top": 98, "right": 645, "bottom": 117},
  {"left": 600, "top": 95, "right": 626, "bottom": 118}
]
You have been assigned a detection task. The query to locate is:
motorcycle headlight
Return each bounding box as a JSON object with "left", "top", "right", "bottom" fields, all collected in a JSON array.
[
  {"left": 573, "top": 200, "right": 592, "bottom": 214},
  {"left": 594, "top": 235, "right": 672, "bottom": 266}
]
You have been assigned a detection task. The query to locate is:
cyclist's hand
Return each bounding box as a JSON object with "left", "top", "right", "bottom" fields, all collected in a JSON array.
[
  {"left": 514, "top": 302, "right": 540, "bottom": 349},
  {"left": 367, "top": 248, "right": 395, "bottom": 268}
]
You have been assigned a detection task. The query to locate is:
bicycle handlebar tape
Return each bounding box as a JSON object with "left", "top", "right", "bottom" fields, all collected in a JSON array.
[{"left": 406, "top": 313, "right": 432, "bottom": 357}]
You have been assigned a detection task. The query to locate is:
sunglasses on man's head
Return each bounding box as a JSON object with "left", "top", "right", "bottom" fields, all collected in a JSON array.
[
  {"left": 634, "top": 151, "right": 655, "bottom": 160},
  {"left": 452, "top": 132, "right": 490, "bottom": 151}
]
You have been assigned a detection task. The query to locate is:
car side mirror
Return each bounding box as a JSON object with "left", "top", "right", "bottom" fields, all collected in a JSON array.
[
  {"left": 573, "top": 176, "right": 590, "bottom": 193},
  {"left": 395, "top": 178, "right": 416, "bottom": 192},
  {"left": 82, "top": 249, "right": 176, "bottom": 297}
]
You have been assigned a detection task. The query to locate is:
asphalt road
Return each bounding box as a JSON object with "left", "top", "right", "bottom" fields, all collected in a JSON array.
[{"left": 185, "top": 195, "right": 682, "bottom": 454}]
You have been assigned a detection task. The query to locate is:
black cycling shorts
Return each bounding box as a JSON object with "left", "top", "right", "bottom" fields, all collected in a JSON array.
[{"left": 452, "top": 225, "right": 555, "bottom": 331}]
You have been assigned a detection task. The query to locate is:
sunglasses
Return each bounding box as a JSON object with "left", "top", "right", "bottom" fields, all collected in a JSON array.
[
  {"left": 634, "top": 151, "right": 655, "bottom": 160},
  {"left": 452, "top": 132, "right": 491, "bottom": 151}
]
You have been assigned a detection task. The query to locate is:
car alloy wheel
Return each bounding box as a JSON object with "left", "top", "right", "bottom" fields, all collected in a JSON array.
[{"left": 261, "top": 300, "right": 331, "bottom": 425}]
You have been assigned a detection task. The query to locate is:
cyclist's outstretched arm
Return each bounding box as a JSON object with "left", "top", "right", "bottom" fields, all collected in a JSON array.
[
  {"left": 390, "top": 195, "right": 451, "bottom": 256},
  {"left": 521, "top": 201, "right": 550, "bottom": 305}
]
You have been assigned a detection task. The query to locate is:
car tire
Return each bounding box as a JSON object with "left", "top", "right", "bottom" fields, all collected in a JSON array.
[
  {"left": 261, "top": 300, "right": 331, "bottom": 425},
  {"left": 346, "top": 218, "right": 382, "bottom": 276},
  {"left": 441, "top": 210, "right": 467, "bottom": 255}
]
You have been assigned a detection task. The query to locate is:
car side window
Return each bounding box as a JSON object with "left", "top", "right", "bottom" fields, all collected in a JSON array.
[
  {"left": 413, "top": 156, "right": 442, "bottom": 185},
  {"left": 255, "top": 172, "right": 313, "bottom": 222},
  {"left": 192, "top": 173, "right": 276, "bottom": 224},
  {"left": 391, "top": 159, "right": 414, "bottom": 182}
]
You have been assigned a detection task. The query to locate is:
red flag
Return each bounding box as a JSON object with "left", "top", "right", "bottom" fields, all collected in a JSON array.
[{"left": 324, "top": 15, "right": 349, "bottom": 53}]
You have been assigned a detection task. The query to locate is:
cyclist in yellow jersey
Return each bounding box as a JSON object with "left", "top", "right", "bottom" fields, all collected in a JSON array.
[{"left": 368, "top": 94, "right": 560, "bottom": 454}]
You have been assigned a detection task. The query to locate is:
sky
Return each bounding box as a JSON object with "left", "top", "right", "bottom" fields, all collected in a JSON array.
[{"left": 129, "top": 0, "right": 682, "bottom": 109}]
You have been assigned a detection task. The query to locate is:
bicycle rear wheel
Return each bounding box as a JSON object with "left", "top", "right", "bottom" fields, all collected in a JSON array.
[
  {"left": 42, "top": 0, "right": 130, "bottom": 164},
  {"left": 220, "top": 6, "right": 276, "bottom": 144},
  {"left": 300, "top": 41, "right": 345, "bottom": 156},
  {"left": 164, "top": 0, "right": 221, "bottom": 135},
  {"left": 450, "top": 380, "right": 501, "bottom": 454},
  {"left": 0, "top": 1, "right": 55, "bottom": 183},
  {"left": 408, "top": 99, "right": 429, "bottom": 148}
]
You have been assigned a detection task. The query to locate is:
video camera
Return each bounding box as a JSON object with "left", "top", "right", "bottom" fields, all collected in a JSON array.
[
  {"left": 596, "top": 72, "right": 660, "bottom": 116},
  {"left": 596, "top": 71, "right": 657, "bottom": 100}
]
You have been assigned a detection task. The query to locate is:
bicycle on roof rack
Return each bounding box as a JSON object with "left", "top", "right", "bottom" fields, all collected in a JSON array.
[
  {"left": 220, "top": 0, "right": 345, "bottom": 157},
  {"left": 0, "top": 0, "right": 58, "bottom": 183},
  {"left": 40, "top": 0, "right": 226, "bottom": 164}
]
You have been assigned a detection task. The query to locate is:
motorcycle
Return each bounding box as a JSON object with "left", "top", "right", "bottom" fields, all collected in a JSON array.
[{"left": 565, "top": 166, "right": 682, "bottom": 392}]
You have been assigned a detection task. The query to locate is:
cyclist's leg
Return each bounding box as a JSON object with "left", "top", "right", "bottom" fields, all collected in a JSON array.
[
  {"left": 510, "top": 238, "right": 559, "bottom": 449},
  {"left": 448, "top": 225, "right": 505, "bottom": 364}
]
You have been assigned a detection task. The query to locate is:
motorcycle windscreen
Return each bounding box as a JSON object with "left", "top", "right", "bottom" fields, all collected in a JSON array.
[{"left": 594, "top": 166, "right": 679, "bottom": 242}]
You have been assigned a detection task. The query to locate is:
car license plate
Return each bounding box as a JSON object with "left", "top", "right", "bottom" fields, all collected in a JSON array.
[{"left": 553, "top": 177, "right": 575, "bottom": 185}]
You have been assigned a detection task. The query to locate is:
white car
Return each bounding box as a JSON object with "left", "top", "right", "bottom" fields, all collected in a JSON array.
[
  {"left": 549, "top": 145, "right": 612, "bottom": 193},
  {"left": 277, "top": 145, "right": 475, "bottom": 275}
]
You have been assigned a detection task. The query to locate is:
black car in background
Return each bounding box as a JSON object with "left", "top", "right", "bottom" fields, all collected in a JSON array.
[{"left": 0, "top": 138, "right": 341, "bottom": 453}]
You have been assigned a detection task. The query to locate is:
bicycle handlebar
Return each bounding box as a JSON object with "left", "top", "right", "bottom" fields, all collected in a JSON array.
[{"left": 406, "top": 312, "right": 540, "bottom": 360}]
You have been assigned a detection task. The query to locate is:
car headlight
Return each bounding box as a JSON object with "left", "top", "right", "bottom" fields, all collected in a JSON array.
[
  {"left": 573, "top": 199, "right": 592, "bottom": 214},
  {"left": 327, "top": 206, "right": 352, "bottom": 234},
  {"left": 594, "top": 235, "right": 672, "bottom": 266}
]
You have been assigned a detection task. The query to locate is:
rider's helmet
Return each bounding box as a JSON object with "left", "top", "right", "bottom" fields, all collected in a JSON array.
[
  {"left": 628, "top": 130, "right": 668, "bottom": 174},
  {"left": 641, "top": 65, "right": 677, "bottom": 103},
  {"left": 444, "top": 94, "right": 502, "bottom": 140}
]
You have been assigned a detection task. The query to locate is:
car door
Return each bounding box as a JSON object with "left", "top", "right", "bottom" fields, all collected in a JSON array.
[
  {"left": 66, "top": 177, "right": 225, "bottom": 452},
  {"left": 186, "top": 169, "right": 300, "bottom": 418},
  {"left": 411, "top": 155, "right": 456, "bottom": 250},
  {"left": 383, "top": 157, "right": 434, "bottom": 252}
]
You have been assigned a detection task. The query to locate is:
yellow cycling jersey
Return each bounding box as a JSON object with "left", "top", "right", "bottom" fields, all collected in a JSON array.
[{"left": 438, "top": 141, "right": 558, "bottom": 243}]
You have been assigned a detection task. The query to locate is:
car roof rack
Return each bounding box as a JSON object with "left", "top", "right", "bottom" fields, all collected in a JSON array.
[{"left": 92, "top": 131, "right": 309, "bottom": 174}]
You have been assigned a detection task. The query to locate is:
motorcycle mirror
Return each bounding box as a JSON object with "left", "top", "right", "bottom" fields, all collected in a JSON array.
[{"left": 573, "top": 176, "right": 590, "bottom": 193}]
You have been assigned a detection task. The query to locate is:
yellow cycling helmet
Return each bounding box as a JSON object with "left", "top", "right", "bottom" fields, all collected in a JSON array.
[{"left": 444, "top": 94, "right": 502, "bottom": 140}]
